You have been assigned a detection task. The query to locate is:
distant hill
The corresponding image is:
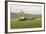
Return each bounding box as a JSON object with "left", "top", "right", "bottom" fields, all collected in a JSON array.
[{"left": 10, "top": 13, "right": 41, "bottom": 18}]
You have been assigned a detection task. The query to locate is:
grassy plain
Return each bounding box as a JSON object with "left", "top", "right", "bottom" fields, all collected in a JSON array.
[{"left": 10, "top": 13, "right": 42, "bottom": 29}]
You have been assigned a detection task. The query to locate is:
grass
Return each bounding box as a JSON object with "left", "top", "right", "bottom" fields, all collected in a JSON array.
[{"left": 10, "top": 16, "right": 42, "bottom": 29}]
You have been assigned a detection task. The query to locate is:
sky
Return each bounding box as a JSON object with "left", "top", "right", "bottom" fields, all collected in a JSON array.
[{"left": 10, "top": 3, "right": 42, "bottom": 15}]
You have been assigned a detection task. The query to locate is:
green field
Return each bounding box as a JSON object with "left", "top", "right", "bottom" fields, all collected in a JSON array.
[{"left": 10, "top": 13, "right": 42, "bottom": 29}]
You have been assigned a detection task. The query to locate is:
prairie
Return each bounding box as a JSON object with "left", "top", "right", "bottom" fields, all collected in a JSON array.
[{"left": 10, "top": 13, "right": 42, "bottom": 29}]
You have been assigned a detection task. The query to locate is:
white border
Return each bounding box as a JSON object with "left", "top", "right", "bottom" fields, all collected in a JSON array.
[{"left": 8, "top": 2, "right": 44, "bottom": 32}]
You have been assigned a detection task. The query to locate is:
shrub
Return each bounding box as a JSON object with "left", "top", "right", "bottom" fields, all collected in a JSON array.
[
  {"left": 24, "top": 18, "right": 27, "bottom": 20},
  {"left": 19, "top": 19, "right": 24, "bottom": 21}
]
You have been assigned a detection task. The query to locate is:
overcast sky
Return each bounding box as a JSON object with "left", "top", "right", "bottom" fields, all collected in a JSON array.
[{"left": 10, "top": 4, "right": 42, "bottom": 15}]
